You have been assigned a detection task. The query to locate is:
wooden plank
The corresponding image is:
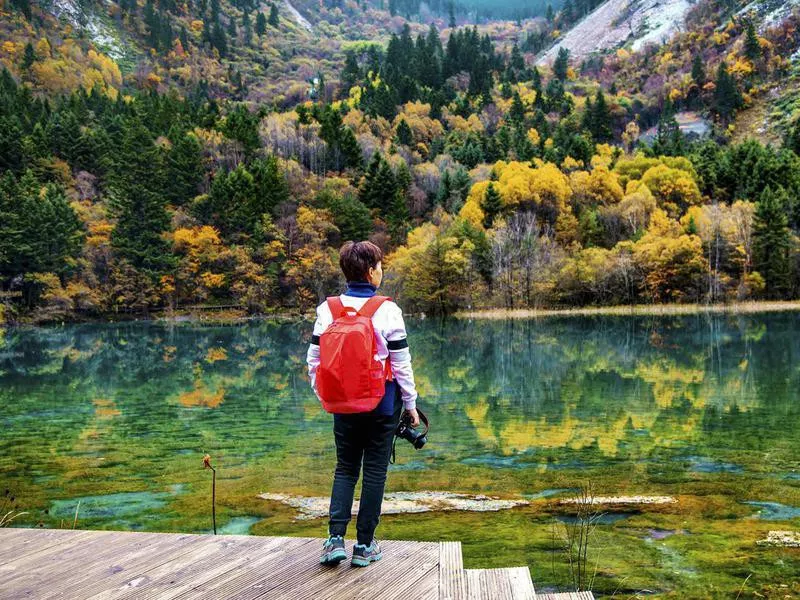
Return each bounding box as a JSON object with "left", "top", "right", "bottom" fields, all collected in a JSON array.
[
  {"left": 3, "top": 531, "right": 179, "bottom": 597},
  {"left": 0, "top": 530, "right": 117, "bottom": 586},
  {"left": 46, "top": 532, "right": 214, "bottom": 600},
  {"left": 438, "top": 541, "right": 465, "bottom": 600},
  {"left": 466, "top": 567, "right": 534, "bottom": 600},
  {"left": 317, "top": 540, "right": 439, "bottom": 600},
  {"left": 92, "top": 533, "right": 285, "bottom": 600},
  {"left": 169, "top": 537, "right": 319, "bottom": 600},
  {"left": 502, "top": 566, "right": 535, "bottom": 600},
  {"left": 244, "top": 540, "right": 427, "bottom": 599},
  {"left": 0, "top": 529, "right": 99, "bottom": 563}
]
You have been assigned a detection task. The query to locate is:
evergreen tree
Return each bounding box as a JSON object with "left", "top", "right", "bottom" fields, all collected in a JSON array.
[
  {"left": 753, "top": 186, "right": 792, "bottom": 298},
  {"left": 396, "top": 118, "right": 413, "bottom": 146},
  {"left": 223, "top": 104, "right": 259, "bottom": 157},
  {"left": 21, "top": 42, "right": 35, "bottom": 70},
  {"left": 691, "top": 53, "right": 706, "bottom": 87},
  {"left": 250, "top": 155, "right": 289, "bottom": 218},
  {"left": 786, "top": 119, "right": 800, "bottom": 157},
  {"left": 243, "top": 11, "right": 252, "bottom": 44},
  {"left": 325, "top": 192, "right": 373, "bottom": 242},
  {"left": 10, "top": 0, "right": 32, "bottom": 19},
  {"left": 211, "top": 20, "right": 228, "bottom": 56},
  {"left": 448, "top": 0, "right": 456, "bottom": 28},
  {"left": 359, "top": 153, "right": 397, "bottom": 213},
  {"left": 481, "top": 182, "right": 502, "bottom": 229},
  {"left": 589, "top": 89, "right": 612, "bottom": 142},
  {"left": 509, "top": 91, "right": 526, "bottom": 124},
  {"left": 110, "top": 120, "right": 175, "bottom": 279},
  {"left": 435, "top": 169, "right": 452, "bottom": 208},
  {"left": 256, "top": 11, "right": 267, "bottom": 36},
  {"left": 268, "top": 3, "right": 279, "bottom": 27},
  {"left": 388, "top": 162, "right": 411, "bottom": 244},
  {"left": 744, "top": 19, "right": 761, "bottom": 63},
  {"left": 714, "top": 62, "right": 742, "bottom": 122},
  {"left": 0, "top": 172, "right": 83, "bottom": 284},
  {"left": 164, "top": 126, "right": 203, "bottom": 206},
  {"left": 227, "top": 14, "right": 237, "bottom": 39},
  {"left": 553, "top": 47, "right": 570, "bottom": 82}
]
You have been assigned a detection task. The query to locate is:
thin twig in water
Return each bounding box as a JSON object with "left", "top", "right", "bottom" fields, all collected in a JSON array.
[
  {"left": 203, "top": 454, "right": 216, "bottom": 534},
  {"left": 735, "top": 573, "right": 752, "bottom": 600}
]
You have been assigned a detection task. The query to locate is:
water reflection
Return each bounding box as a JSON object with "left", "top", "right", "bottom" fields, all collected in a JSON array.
[{"left": 1, "top": 313, "right": 799, "bottom": 517}]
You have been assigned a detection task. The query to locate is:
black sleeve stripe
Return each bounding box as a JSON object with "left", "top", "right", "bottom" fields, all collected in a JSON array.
[
  {"left": 387, "top": 338, "right": 409, "bottom": 350},
  {"left": 311, "top": 335, "right": 320, "bottom": 345}
]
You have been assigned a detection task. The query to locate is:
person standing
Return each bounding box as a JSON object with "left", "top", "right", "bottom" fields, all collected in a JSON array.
[{"left": 306, "top": 240, "right": 419, "bottom": 567}]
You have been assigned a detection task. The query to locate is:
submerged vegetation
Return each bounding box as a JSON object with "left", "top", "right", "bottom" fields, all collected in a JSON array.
[{"left": 1, "top": 315, "right": 798, "bottom": 596}]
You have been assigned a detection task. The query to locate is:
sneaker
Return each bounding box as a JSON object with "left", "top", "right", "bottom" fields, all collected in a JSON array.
[
  {"left": 320, "top": 534, "right": 346, "bottom": 565},
  {"left": 351, "top": 540, "right": 382, "bottom": 567}
]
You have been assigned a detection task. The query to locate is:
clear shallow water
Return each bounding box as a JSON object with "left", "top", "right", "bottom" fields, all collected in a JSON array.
[{"left": 1, "top": 314, "right": 799, "bottom": 597}]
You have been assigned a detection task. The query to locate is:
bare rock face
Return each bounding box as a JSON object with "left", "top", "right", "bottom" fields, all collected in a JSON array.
[
  {"left": 538, "top": 0, "right": 693, "bottom": 65},
  {"left": 259, "top": 491, "right": 529, "bottom": 520},
  {"left": 558, "top": 495, "right": 677, "bottom": 506},
  {"left": 757, "top": 531, "right": 800, "bottom": 548}
]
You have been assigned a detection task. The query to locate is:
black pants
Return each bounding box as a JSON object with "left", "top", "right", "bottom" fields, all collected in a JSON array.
[{"left": 328, "top": 390, "right": 402, "bottom": 545}]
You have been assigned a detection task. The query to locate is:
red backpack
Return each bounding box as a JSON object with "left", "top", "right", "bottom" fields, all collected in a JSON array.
[{"left": 317, "top": 295, "right": 392, "bottom": 414}]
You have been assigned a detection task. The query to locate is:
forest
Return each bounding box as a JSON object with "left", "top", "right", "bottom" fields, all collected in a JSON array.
[{"left": 1, "top": 0, "right": 800, "bottom": 320}]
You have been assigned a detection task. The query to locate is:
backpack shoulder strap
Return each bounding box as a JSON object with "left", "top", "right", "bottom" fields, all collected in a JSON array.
[
  {"left": 326, "top": 296, "right": 345, "bottom": 319},
  {"left": 357, "top": 295, "right": 391, "bottom": 319}
]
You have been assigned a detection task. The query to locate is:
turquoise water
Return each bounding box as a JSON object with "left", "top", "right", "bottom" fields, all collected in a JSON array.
[{"left": 1, "top": 313, "right": 799, "bottom": 597}]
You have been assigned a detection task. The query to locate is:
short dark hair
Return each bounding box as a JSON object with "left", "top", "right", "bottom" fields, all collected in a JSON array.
[{"left": 339, "top": 241, "right": 383, "bottom": 282}]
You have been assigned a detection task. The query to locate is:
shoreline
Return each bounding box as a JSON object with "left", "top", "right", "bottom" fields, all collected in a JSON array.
[
  {"left": 453, "top": 301, "right": 800, "bottom": 320},
  {"left": 4, "top": 300, "right": 800, "bottom": 328}
]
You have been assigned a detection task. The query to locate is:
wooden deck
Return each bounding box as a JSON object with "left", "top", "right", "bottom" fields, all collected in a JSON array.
[{"left": 0, "top": 529, "right": 594, "bottom": 600}]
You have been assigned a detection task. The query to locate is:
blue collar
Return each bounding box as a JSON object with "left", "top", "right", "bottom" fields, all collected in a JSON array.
[{"left": 343, "top": 281, "right": 377, "bottom": 297}]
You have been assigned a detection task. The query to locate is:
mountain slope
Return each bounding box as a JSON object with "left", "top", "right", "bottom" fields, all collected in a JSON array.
[{"left": 539, "top": 0, "right": 694, "bottom": 64}]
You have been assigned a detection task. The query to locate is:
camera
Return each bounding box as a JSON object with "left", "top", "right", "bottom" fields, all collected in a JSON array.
[{"left": 395, "top": 409, "right": 428, "bottom": 450}]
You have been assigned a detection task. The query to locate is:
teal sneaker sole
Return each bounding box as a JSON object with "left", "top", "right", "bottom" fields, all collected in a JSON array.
[
  {"left": 320, "top": 548, "right": 347, "bottom": 565},
  {"left": 351, "top": 552, "right": 382, "bottom": 567}
]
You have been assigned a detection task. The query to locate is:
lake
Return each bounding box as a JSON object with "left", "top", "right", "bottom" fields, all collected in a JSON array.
[{"left": 1, "top": 313, "right": 799, "bottom": 598}]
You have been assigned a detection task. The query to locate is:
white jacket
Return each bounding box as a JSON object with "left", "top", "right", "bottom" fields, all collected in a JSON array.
[{"left": 306, "top": 295, "right": 419, "bottom": 410}]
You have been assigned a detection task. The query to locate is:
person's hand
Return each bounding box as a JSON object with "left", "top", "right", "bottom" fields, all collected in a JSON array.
[{"left": 405, "top": 408, "right": 420, "bottom": 427}]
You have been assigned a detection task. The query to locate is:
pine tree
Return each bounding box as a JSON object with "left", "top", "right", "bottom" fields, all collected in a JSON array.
[
  {"left": 212, "top": 20, "right": 228, "bottom": 57},
  {"left": 553, "top": 47, "right": 569, "bottom": 82},
  {"left": 250, "top": 155, "right": 289, "bottom": 221},
  {"left": 396, "top": 118, "right": 413, "bottom": 146},
  {"left": 744, "top": 19, "right": 761, "bottom": 63},
  {"left": 110, "top": 120, "right": 175, "bottom": 278},
  {"left": 448, "top": 0, "right": 456, "bottom": 28},
  {"left": 481, "top": 182, "right": 502, "bottom": 228},
  {"left": 714, "top": 62, "right": 742, "bottom": 122},
  {"left": 21, "top": 42, "right": 35, "bottom": 70},
  {"left": 691, "top": 53, "right": 706, "bottom": 87},
  {"left": 325, "top": 193, "right": 373, "bottom": 241},
  {"left": 753, "top": 186, "right": 792, "bottom": 299},
  {"left": 590, "top": 89, "right": 612, "bottom": 143},
  {"left": 509, "top": 91, "right": 526, "bottom": 124},
  {"left": 243, "top": 11, "right": 252, "bottom": 45},
  {"left": 388, "top": 162, "right": 411, "bottom": 245},
  {"left": 227, "top": 14, "right": 237, "bottom": 39},
  {"left": 268, "top": 3, "right": 279, "bottom": 27},
  {"left": 256, "top": 12, "right": 267, "bottom": 36},
  {"left": 164, "top": 126, "right": 203, "bottom": 206}
]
